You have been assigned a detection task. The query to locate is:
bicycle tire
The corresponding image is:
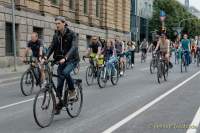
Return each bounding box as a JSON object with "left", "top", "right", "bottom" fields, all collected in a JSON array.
[
  {"left": 20, "top": 70, "right": 34, "bottom": 96},
  {"left": 33, "top": 88, "right": 56, "bottom": 128}
]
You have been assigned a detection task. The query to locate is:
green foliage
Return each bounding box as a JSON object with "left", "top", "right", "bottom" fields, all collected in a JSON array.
[{"left": 149, "top": 0, "right": 200, "bottom": 39}]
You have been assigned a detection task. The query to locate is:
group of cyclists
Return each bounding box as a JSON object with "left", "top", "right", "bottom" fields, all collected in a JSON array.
[
  {"left": 20, "top": 14, "right": 200, "bottom": 127},
  {"left": 21, "top": 16, "right": 136, "bottom": 121}
]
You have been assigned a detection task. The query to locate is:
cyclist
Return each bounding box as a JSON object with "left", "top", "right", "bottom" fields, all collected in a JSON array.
[
  {"left": 103, "top": 39, "right": 115, "bottom": 61},
  {"left": 22, "top": 32, "right": 46, "bottom": 88},
  {"left": 140, "top": 38, "right": 149, "bottom": 58},
  {"left": 127, "top": 41, "right": 135, "bottom": 67},
  {"left": 44, "top": 16, "right": 80, "bottom": 115},
  {"left": 180, "top": 34, "right": 191, "bottom": 66},
  {"left": 154, "top": 33, "right": 173, "bottom": 68},
  {"left": 114, "top": 35, "right": 125, "bottom": 76},
  {"left": 86, "top": 36, "right": 103, "bottom": 67},
  {"left": 191, "top": 38, "right": 197, "bottom": 63}
]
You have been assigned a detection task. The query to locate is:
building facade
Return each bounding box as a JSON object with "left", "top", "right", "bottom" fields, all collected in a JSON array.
[
  {"left": 131, "top": 0, "right": 153, "bottom": 42},
  {"left": 0, "top": 0, "right": 131, "bottom": 67}
]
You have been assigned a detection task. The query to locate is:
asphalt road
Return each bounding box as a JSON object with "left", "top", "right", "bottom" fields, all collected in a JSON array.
[{"left": 0, "top": 54, "right": 200, "bottom": 133}]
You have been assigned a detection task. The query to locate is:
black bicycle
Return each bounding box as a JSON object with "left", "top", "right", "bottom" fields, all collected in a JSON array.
[
  {"left": 83, "top": 56, "right": 103, "bottom": 86},
  {"left": 97, "top": 56, "right": 119, "bottom": 88},
  {"left": 20, "top": 57, "right": 50, "bottom": 96},
  {"left": 156, "top": 52, "right": 168, "bottom": 84},
  {"left": 33, "top": 60, "right": 83, "bottom": 128},
  {"left": 180, "top": 49, "right": 188, "bottom": 73},
  {"left": 196, "top": 49, "right": 200, "bottom": 67},
  {"left": 150, "top": 52, "right": 159, "bottom": 74},
  {"left": 141, "top": 50, "right": 147, "bottom": 63}
]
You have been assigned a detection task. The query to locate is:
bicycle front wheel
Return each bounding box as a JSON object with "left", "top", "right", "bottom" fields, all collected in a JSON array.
[
  {"left": 97, "top": 67, "right": 107, "bottom": 88},
  {"left": 20, "top": 70, "right": 34, "bottom": 96},
  {"left": 66, "top": 81, "right": 83, "bottom": 118},
  {"left": 86, "top": 66, "right": 94, "bottom": 86},
  {"left": 33, "top": 88, "right": 56, "bottom": 128}
]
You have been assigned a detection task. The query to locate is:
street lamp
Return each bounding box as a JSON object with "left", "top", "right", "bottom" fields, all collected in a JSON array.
[{"left": 12, "top": 0, "right": 17, "bottom": 71}]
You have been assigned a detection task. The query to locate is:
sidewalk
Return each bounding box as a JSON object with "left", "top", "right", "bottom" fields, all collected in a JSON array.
[{"left": 0, "top": 53, "right": 142, "bottom": 84}]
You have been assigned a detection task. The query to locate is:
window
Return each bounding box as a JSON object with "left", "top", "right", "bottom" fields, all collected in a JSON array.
[
  {"left": 33, "top": 27, "right": 43, "bottom": 40},
  {"left": 69, "top": 0, "right": 74, "bottom": 10},
  {"left": 96, "top": 0, "right": 100, "bottom": 17},
  {"left": 50, "top": 0, "right": 60, "bottom": 5},
  {"left": 5, "top": 23, "right": 18, "bottom": 56},
  {"left": 84, "top": 0, "right": 88, "bottom": 14}
]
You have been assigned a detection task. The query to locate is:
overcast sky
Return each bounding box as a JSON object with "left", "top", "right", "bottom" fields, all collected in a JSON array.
[{"left": 177, "top": 0, "right": 200, "bottom": 11}]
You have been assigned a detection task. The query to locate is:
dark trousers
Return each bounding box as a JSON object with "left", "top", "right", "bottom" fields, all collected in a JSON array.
[
  {"left": 131, "top": 51, "right": 135, "bottom": 64},
  {"left": 56, "top": 61, "right": 78, "bottom": 98}
]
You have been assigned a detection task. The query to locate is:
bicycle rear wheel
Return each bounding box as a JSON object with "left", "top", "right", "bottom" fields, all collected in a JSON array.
[
  {"left": 20, "top": 70, "right": 34, "bottom": 96},
  {"left": 33, "top": 88, "right": 55, "bottom": 128},
  {"left": 66, "top": 80, "right": 83, "bottom": 118}
]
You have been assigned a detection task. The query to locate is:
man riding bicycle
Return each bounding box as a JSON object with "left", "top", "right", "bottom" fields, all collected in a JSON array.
[
  {"left": 180, "top": 34, "right": 191, "bottom": 66},
  {"left": 22, "top": 32, "right": 46, "bottom": 88},
  {"left": 86, "top": 36, "right": 103, "bottom": 67},
  {"left": 115, "top": 35, "right": 125, "bottom": 76},
  {"left": 44, "top": 16, "right": 80, "bottom": 115},
  {"left": 140, "top": 38, "right": 148, "bottom": 57},
  {"left": 154, "top": 33, "right": 173, "bottom": 68}
]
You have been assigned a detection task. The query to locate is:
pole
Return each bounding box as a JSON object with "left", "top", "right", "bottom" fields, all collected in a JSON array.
[{"left": 12, "top": 0, "right": 17, "bottom": 71}]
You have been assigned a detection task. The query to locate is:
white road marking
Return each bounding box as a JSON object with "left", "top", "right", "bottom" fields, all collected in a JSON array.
[
  {"left": 0, "top": 98, "right": 35, "bottom": 110},
  {"left": 186, "top": 106, "right": 200, "bottom": 133},
  {"left": 140, "top": 67, "right": 149, "bottom": 71},
  {"left": 102, "top": 70, "right": 200, "bottom": 133},
  {"left": 0, "top": 81, "right": 19, "bottom": 88}
]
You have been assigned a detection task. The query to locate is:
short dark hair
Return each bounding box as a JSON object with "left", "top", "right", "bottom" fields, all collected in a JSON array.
[
  {"left": 32, "top": 32, "right": 38, "bottom": 38},
  {"left": 55, "top": 16, "right": 66, "bottom": 23}
]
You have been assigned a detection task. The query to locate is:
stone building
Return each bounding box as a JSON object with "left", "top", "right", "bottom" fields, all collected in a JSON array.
[{"left": 0, "top": 0, "right": 131, "bottom": 67}]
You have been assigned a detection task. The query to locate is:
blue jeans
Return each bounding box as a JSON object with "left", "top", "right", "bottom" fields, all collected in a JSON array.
[
  {"left": 183, "top": 50, "right": 190, "bottom": 65},
  {"left": 56, "top": 61, "right": 78, "bottom": 98}
]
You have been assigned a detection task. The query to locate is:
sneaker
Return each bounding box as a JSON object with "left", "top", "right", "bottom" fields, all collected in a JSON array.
[
  {"left": 131, "top": 64, "right": 134, "bottom": 67},
  {"left": 120, "top": 71, "right": 123, "bottom": 76},
  {"left": 54, "top": 100, "right": 63, "bottom": 115},
  {"left": 68, "top": 90, "right": 77, "bottom": 100}
]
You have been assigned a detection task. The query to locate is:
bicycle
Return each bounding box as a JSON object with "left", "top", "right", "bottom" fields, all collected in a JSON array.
[
  {"left": 150, "top": 52, "right": 159, "bottom": 74},
  {"left": 97, "top": 56, "right": 119, "bottom": 88},
  {"left": 180, "top": 49, "right": 189, "bottom": 73},
  {"left": 83, "top": 56, "right": 103, "bottom": 86},
  {"left": 33, "top": 60, "right": 83, "bottom": 128},
  {"left": 141, "top": 49, "right": 147, "bottom": 63},
  {"left": 156, "top": 52, "right": 168, "bottom": 84},
  {"left": 196, "top": 49, "right": 200, "bottom": 67},
  {"left": 124, "top": 51, "right": 133, "bottom": 69},
  {"left": 20, "top": 56, "right": 50, "bottom": 96},
  {"left": 174, "top": 48, "right": 179, "bottom": 64}
]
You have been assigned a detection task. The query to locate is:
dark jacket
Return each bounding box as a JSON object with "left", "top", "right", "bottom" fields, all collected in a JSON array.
[{"left": 46, "top": 27, "right": 80, "bottom": 62}]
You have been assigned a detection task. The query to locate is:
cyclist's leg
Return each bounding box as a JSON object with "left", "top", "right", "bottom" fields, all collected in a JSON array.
[
  {"left": 63, "top": 62, "right": 78, "bottom": 92},
  {"left": 57, "top": 65, "right": 65, "bottom": 98}
]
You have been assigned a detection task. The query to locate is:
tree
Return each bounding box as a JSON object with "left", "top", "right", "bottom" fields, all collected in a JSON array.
[{"left": 149, "top": 0, "right": 200, "bottom": 40}]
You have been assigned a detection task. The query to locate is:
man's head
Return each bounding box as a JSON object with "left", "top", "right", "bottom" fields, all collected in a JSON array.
[
  {"left": 160, "top": 33, "right": 166, "bottom": 41},
  {"left": 31, "top": 32, "right": 38, "bottom": 43},
  {"left": 55, "top": 16, "right": 66, "bottom": 32},
  {"left": 183, "top": 34, "right": 188, "bottom": 39},
  {"left": 91, "top": 36, "right": 98, "bottom": 44}
]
